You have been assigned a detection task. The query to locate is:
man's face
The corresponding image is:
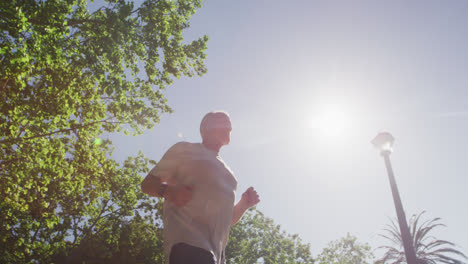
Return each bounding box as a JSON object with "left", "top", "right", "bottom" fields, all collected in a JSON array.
[
  {"left": 204, "top": 118, "right": 232, "bottom": 146},
  {"left": 214, "top": 126, "right": 232, "bottom": 146}
]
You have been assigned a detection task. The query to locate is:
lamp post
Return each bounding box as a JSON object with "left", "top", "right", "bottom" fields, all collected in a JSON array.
[{"left": 372, "top": 132, "right": 418, "bottom": 264}]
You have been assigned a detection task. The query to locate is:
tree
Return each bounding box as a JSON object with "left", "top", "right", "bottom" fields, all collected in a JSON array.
[
  {"left": 225, "top": 209, "right": 314, "bottom": 264},
  {"left": 52, "top": 201, "right": 166, "bottom": 264},
  {"left": 375, "top": 211, "right": 467, "bottom": 264},
  {"left": 0, "top": 0, "right": 208, "bottom": 262},
  {"left": 315, "top": 233, "right": 374, "bottom": 264}
]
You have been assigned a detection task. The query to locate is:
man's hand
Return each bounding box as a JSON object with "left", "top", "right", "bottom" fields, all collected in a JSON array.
[
  {"left": 240, "top": 187, "right": 260, "bottom": 209},
  {"left": 231, "top": 187, "right": 260, "bottom": 226},
  {"left": 166, "top": 185, "right": 194, "bottom": 207}
]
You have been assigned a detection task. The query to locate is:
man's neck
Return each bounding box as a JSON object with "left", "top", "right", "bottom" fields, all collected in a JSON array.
[{"left": 202, "top": 141, "right": 222, "bottom": 154}]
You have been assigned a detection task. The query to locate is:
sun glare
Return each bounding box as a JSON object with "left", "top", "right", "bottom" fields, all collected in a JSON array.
[{"left": 307, "top": 106, "right": 352, "bottom": 139}]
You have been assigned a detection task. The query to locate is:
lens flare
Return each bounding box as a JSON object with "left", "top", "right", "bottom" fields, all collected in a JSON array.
[{"left": 93, "top": 138, "right": 103, "bottom": 145}]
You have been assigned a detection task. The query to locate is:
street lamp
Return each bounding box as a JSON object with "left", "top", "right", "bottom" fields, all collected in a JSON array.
[{"left": 372, "top": 132, "right": 418, "bottom": 264}]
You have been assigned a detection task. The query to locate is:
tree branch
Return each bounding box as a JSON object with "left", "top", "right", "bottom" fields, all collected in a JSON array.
[
  {"left": 67, "top": 19, "right": 98, "bottom": 27},
  {"left": 0, "top": 156, "right": 25, "bottom": 168},
  {"left": 1, "top": 77, "right": 9, "bottom": 92},
  {"left": 83, "top": 199, "right": 110, "bottom": 237},
  {"left": 64, "top": 199, "right": 110, "bottom": 264},
  {"left": 31, "top": 221, "right": 42, "bottom": 243},
  {"left": 0, "top": 119, "right": 119, "bottom": 144}
]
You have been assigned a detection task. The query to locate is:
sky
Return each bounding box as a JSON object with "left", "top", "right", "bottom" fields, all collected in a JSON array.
[{"left": 108, "top": 0, "right": 468, "bottom": 258}]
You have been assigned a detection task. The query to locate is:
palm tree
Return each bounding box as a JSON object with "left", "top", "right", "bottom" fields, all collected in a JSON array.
[{"left": 376, "top": 211, "right": 467, "bottom": 264}]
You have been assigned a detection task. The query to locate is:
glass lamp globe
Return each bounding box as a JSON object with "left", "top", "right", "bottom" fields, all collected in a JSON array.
[{"left": 371, "top": 132, "right": 395, "bottom": 155}]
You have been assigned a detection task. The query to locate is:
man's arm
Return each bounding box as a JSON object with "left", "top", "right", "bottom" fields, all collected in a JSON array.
[
  {"left": 231, "top": 187, "right": 260, "bottom": 226},
  {"left": 141, "top": 174, "right": 194, "bottom": 207},
  {"left": 231, "top": 200, "right": 249, "bottom": 226},
  {"left": 141, "top": 142, "right": 183, "bottom": 197},
  {"left": 141, "top": 174, "right": 165, "bottom": 197}
]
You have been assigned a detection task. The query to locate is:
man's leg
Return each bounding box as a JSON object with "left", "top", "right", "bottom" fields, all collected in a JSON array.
[{"left": 169, "top": 243, "right": 216, "bottom": 264}]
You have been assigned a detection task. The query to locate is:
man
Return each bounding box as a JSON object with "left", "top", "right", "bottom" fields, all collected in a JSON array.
[{"left": 141, "top": 111, "right": 260, "bottom": 264}]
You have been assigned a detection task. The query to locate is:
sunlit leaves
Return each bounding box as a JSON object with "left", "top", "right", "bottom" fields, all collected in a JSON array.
[
  {"left": 226, "top": 209, "right": 314, "bottom": 264},
  {"left": 316, "top": 233, "right": 374, "bottom": 264},
  {"left": 1, "top": 0, "right": 207, "bottom": 262}
]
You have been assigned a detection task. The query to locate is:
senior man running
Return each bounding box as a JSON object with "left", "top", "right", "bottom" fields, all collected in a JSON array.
[{"left": 141, "top": 111, "right": 260, "bottom": 264}]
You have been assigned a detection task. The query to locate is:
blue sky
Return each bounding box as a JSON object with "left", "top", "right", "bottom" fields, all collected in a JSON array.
[{"left": 109, "top": 0, "right": 468, "bottom": 257}]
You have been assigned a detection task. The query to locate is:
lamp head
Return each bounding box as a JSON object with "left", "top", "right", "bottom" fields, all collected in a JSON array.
[{"left": 371, "top": 132, "right": 395, "bottom": 155}]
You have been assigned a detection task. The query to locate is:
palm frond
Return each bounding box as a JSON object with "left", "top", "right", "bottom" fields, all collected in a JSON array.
[
  {"left": 379, "top": 233, "right": 403, "bottom": 248},
  {"left": 411, "top": 211, "right": 426, "bottom": 248},
  {"left": 429, "top": 252, "right": 466, "bottom": 264},
  {"left": 376, "top": 211, "right": 467, "bottom": 264},
  {"left": 424, "top": 240, "right": 457, "bottom": 251},
  {"left": 431, "top": 247, "right": 467, "bottom": 258}
]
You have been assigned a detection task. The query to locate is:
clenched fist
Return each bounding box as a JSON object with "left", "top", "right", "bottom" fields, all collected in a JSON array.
[{"left": 240, "top": 187, "right": 260, "bottom": 209}]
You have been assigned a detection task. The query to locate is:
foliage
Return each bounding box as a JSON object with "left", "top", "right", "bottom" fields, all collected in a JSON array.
[
  {"left": 375, "top": 211, "right": 467, "bottom": 264},
  {"left": 52, "top": 202, "right": 165, "bottom": 264},
  {"left": 226, "top": 209, "right": 314, "bottom": 264},
  {"left": 315, "top": 233, "right": 374, "bottom": 264},
  {"left": 0, "top": 0, "right": 208, "bottom": 262}
]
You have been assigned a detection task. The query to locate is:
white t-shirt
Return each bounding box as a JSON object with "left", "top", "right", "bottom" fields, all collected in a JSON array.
[{"left": 148, "top": 142, "right": 238, "bottom": 264}]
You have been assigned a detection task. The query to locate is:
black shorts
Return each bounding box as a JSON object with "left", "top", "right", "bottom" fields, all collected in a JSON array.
[{"left": 169, "top": 243, "right": 216, "bottom": 264}]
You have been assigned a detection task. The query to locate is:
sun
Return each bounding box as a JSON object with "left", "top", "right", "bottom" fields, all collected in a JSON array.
[{"left": 307, "top": 106, "right": 351, "bottom": 139}]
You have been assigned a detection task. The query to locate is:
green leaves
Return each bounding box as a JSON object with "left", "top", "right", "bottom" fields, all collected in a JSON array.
[
  {"left": 226, "top": 209, "right": 314, "bottom": 264},
  {"left": 316, "top": 233, "right": 374, "bottom": 264},
  {"left": 1, "top": 0, "right": 207, "bottom": 262}
]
